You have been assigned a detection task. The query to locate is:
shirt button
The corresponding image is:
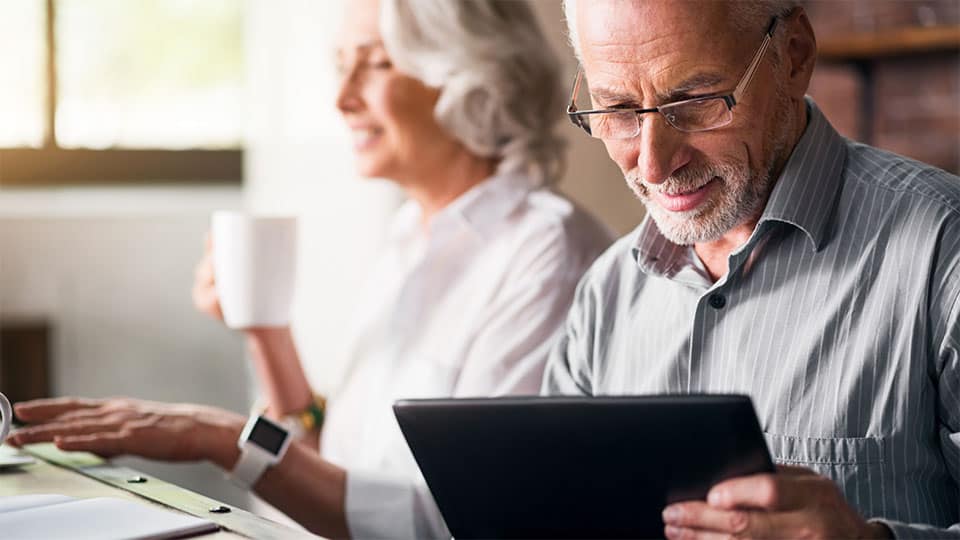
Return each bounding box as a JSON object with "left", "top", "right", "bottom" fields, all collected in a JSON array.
[{"left": 708, "top": 293, "right": 727, "bottom": 309}]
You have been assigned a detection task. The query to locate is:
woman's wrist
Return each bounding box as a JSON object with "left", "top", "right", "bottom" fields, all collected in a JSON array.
[
  {"left": 244, "top": 325, "right": 293, "bottom": 345},
  {"left": 244, "top": 327, "right": 314, "bottom": 416},
  {"left": 194, "top": 409, "right": 245, "bottom": 471}
]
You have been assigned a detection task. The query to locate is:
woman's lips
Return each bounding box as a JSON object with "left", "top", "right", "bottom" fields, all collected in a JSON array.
[
  {"left": 652, "top": 177, "right": 719, "bottom": 213},
  {"left": 351, "top": 127, "right": 382, "bottom": 151}
]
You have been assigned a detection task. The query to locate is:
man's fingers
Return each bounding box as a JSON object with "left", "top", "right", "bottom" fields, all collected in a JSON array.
[
  {"left": 55, "top": 432, "right": 129, "bottom": 458},
  {"left": 663, "top": 501, "right": 753, "bottom": 534},
  {"left": 13, "top": 397, "right": 104, "bottom": 422},
  {"left": 664, "top": 504, "right": 809, "bottom": 539},
  {"left": 708, "top": 473, "right": 807, "bottom": 510},
  {"left": 664, "top": 525, "right": 729, "bottom": 540},
  {"left": 776, "top": 464, "right": 816, "bottom": 475}
]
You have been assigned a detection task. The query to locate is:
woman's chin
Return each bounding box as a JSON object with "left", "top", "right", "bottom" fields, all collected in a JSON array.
[{"left": 352, "top": 158, "right": 388, "bottom": 179}]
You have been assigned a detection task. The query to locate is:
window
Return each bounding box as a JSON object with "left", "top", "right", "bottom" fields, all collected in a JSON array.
[{"left": 0, "top": 0, "right": 243, "bottom": 186}]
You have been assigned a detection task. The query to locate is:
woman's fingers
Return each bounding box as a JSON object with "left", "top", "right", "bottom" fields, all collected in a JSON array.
[
  {"left": 11, "top": 418, "right": 123, "bottom": 446},
  {"left": 193, "top": 285, "right": 223, "bottom": 320},
  {"left": 192, "top": 235, "right": 223, "bottom": 321},
  {"left": 194, "top": 256, "right": 215, "bottom": 286},
  {"left": 56, "top": 407, "right": 119, "bottom": 423},
  {"left": 13, "top": 396, "right": 231, "bottom": 463},
  {"left": 13, "top": 397, "right": 104, "bottom": 422},
  {"left": 56, "top": 432, "right": 131, "bottom": 458}
]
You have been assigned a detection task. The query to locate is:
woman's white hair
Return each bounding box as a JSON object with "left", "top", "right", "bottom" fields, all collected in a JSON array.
[
  {"left": 563, "top": 0, "right": 799, "bottom": 64},
  {"left": 380, "top": 0, "right": 566, "bottom": 186}
]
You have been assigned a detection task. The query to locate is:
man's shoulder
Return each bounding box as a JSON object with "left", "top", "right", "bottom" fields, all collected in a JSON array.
[
  {"left": 576, "top": 224, "right": 646, "bottom": 291},
  {"left": 843, "top": 140, "right": 960, "bottom": 216}
]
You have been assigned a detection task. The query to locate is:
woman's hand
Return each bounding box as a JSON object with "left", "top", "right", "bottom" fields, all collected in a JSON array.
[
  {"left": 192, "top": 233, "right": 224, "bottom": 323},
  {"left": 9, "top": 397, "right": 245, "bottom": 470}
]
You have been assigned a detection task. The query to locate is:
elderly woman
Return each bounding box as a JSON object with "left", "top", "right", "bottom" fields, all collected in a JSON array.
[{"left": 11, "top": 0, "right": 611, "bottom": 537}]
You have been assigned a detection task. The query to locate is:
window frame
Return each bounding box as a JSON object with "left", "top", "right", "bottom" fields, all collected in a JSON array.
[{"left": 0, "top": 0, "right": 242, "bottom": 187}]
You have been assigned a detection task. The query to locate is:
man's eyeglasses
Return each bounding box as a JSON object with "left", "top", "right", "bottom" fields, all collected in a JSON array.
[{"left": 567, "top": 16, "right": 780, "bottom": 140}]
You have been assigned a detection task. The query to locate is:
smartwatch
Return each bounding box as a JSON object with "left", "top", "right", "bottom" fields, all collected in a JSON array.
[{"left": 228, "top": 414, "right": 292, "bottom": 488}]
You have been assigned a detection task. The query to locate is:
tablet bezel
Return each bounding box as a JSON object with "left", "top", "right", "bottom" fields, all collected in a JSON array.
[{"left": 394, "top": 394, "right": 773, "bottom": 539}]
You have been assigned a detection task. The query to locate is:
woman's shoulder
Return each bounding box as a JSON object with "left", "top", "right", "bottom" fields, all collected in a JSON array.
[
  {"left": 487, "top": 187, "right": 615, "bottom": 282},
  {"left": 516, "top": 187, "right": 614, "bottom": 251}
]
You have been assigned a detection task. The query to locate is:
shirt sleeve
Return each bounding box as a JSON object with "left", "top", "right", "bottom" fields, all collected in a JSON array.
[
  {"left": 451, "top": 224, "right": 604, "bottom": 397},
  {"left": 452, "top": 269, "right": 582, "bottom": 397},
  {"left": 541, "top": 262, "right": 602, "bottom": 396},
  {"left": 937, "top": 241, "right": 960, "bottom": 513},
  {"left": 345, "top": 469, "right": 450, "bottom": 539},
  {"left": 342, "top": 227, "right": 606, "bottom": 539},
  {"left": 875, "top": 240, "right": 960, "bottom": 538}
]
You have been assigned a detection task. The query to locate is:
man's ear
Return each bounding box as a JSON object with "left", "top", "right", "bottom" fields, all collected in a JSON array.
[{"left": 784, "top": 7, "right": 817, "bottom": 99}]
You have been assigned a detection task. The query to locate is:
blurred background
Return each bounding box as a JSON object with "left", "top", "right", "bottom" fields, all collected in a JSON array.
[{"left": 0, "top": 0, "right": 957, "bottom": 512}]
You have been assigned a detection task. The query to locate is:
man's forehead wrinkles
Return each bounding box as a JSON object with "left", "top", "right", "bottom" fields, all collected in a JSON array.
[
  {"left": 585, "top": 34, "right": 678, "bottom": 60},
  {"left": 586, "top": 57, "right": 730, "bottom": 106}
]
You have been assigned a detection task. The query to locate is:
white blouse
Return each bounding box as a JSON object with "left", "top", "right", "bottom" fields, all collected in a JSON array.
[{"left": 319, "top": 171, "right": 613, "bottom": 538}]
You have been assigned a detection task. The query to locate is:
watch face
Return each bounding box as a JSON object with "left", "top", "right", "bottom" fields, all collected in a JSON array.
[{"left": 249, "top": 417, "right": 288, "bottom": 454}]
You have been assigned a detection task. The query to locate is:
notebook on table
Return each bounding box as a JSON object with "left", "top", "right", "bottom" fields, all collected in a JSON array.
[{"left": 0, "top": 494, "right": 219, "bottom": 540}]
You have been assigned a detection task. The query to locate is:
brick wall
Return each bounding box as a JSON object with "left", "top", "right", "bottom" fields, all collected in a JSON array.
[{"left": 803, "top": 0, "right": 960, "bottom": 173}]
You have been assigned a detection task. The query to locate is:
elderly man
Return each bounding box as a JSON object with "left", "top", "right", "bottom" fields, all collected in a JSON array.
[{"left": 546, "top": 1, "right": 960, "bottom": 538}]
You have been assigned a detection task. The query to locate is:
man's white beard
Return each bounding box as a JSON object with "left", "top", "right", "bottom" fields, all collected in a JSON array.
[{"left": 627, "top": 159, "right": 774, "bottom": 246}]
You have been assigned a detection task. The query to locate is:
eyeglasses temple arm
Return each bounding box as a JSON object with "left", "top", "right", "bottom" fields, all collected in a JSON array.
[
  {"left": 568, "top": 69, "right": 584, "bottom": 113},
  {"left": 732, "top": 17, "right": 779, "bottom": 104}
]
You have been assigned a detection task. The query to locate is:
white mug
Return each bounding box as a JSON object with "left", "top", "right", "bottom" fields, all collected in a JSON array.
[
  {"left": 0, "top": 392, "right": 11, "bottom": 446},
  {"left": 211, "top": 211, "right": 298, "bottom": 329}
]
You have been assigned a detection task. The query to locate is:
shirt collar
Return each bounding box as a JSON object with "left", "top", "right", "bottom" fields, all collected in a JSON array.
[
  {"left": 389, "top": 170, "right": 536, "bottom": 244},
  {"left": 633, "top": 97, "right": 847, "bottom": 275},
  {"left": 758, "top": 97, "right": 847, "bottom": 253}
]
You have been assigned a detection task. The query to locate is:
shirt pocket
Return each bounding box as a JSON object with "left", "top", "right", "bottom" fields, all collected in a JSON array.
[
  {"left": 764, "top": 433, "right": 887, "bottom": 518},
  {"left": 764, "top": 434, "right": 885, "bottom": 467}
]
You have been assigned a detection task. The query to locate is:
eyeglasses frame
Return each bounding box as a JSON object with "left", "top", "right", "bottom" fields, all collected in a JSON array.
[{"left": 566, "top": 15, "right": 781, "bottom": 139}]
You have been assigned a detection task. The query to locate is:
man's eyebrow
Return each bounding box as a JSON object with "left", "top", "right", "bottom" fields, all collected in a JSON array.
[
  {"left": 589, "top": 72, "right": 729, "bottom": 107},
  {"left": 589, "top": 87, "right": 640, "bottom": 105},
  {"left": 659, "top": 72, "right": 727, "bottom": 102}
]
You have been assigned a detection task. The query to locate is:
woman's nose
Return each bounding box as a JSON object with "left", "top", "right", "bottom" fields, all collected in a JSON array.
[{"left": 335, "top": 66, "right": 363, "bottom": 114}]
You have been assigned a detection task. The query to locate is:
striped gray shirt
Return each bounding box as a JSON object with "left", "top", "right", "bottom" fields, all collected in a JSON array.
[{"left": 543, "top": 100, "right": 960, "bottom": 538}]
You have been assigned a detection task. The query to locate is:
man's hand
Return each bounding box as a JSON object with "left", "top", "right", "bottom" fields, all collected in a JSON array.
[{"left": 662, "top": 465, "right": 892, "bottom": 539}]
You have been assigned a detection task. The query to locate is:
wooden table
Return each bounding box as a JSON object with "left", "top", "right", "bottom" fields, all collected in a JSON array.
[{"left": 0, "top": 444, "right": 318, "bottom": 540}]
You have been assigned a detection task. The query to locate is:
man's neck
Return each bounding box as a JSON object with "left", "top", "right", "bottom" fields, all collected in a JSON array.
[{"left": 693, "top": 220, "right": 760, "bottom": 282}]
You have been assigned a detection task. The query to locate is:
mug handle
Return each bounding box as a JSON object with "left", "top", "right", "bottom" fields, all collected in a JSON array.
[{"left": 0, "top": 392, "right": 11, "bottom": 446}]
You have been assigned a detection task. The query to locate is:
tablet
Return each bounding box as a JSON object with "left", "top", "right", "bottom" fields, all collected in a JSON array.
[{"left": 394, "top": 394, "right": 773, "bottom": 539}]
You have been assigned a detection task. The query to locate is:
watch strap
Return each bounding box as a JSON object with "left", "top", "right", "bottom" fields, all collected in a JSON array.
[{"left": 229, "top": 446, "right": 272, "bottom": 488}]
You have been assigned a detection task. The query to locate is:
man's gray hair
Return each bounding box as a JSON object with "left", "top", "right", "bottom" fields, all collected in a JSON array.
[
  {"left": 562, "top": 0, "right": 799, "bottom": 64},
  {"left": 381, "top": 0, "right": 566, "bottom": 186}
]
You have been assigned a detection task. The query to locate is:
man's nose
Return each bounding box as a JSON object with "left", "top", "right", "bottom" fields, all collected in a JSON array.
[{"left": 635, "top": 114, "right": 690, "bottom": 185}]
